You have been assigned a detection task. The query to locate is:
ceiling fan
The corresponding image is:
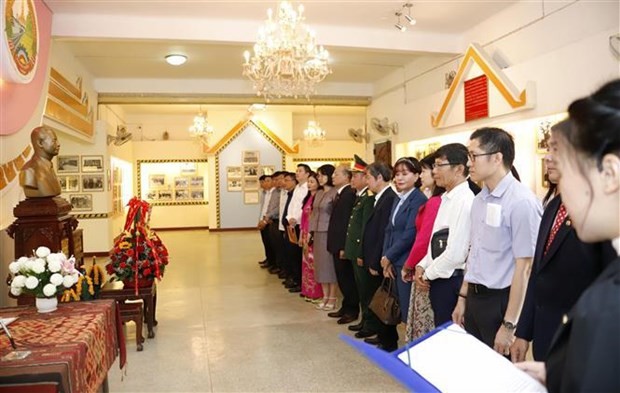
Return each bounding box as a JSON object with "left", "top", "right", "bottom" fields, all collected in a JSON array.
[
  {"left": 370, "top": 117, "right": 399, "bottom": 135},
  {"left": 107, "top": 125, "right": 133, "bottom": 146},
  {"left": 348, "top": 127, "right": 369, "bottom": 143}
]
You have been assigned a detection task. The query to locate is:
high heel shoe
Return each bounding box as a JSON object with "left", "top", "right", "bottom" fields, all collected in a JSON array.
[
  {"left": 314, "top": 299, "right": 327, "bottom": 310},
  {"left": 322, "top": 297, "right": 337, "bottom": 311}
]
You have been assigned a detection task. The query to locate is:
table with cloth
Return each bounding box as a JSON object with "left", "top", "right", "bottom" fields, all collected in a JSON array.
[{"left": 0, "top": 300, "right": 125, "bottom": 393}]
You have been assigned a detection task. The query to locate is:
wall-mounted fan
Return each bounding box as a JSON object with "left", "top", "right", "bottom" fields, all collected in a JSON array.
[
  {"left": 348, "top": 128, "right": 369, "bottom": 143},
  {"left": 370, "top": 117, "right": 399, "bottom": 135},
  {"left": 107, "top": 125, "right": 133, "bottom": 146}
]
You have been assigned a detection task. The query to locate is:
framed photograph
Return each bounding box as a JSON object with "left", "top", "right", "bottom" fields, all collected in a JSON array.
[
  {"left": 57, "top": 155, "right": 79, "bottom": 173},
  {"left": 190, "top": 176, "right": 204, "bottom": 187},
  {"left": 191, "top": 190, "right": 204, "bottom": 200},
  {"left": 537, "top": 120, "right": 552, "bottom": 153},
  {"left": 81, "top": 155, "right": 104, "bottom": 172},
  {"left": 69, "top": 194, "right": 92, "bottom": 211},
  {"left": 244, "top": 191, "right": 259, "bottom": 204},
  {"left": 260, "top": 166, "right": 275, "bottom": 176},
  {"left": 175, "top": 189, "right": 190, "bottom": 200},
  {"left": 149, "top": 174, "right": 166, "bottom": 189},
  {"left": 146, "top": 190, "right": 158, "bottom": 200},
  {"left": 227, "top": 179, "right": 242, "bottom": 192},
  {"left": 541, "top": 158, "right": 550, "bottom": 188},
  {"left": 243, "top": 178, "right": 259, "bottom": 190},
  {"left": 227, "top": 166, "right": 242, "bottom": 179},
  {"left": 243, "top": 165, "right": 259, "bottom": 178},
  {"left": 60, "top": 175, "right": 80, "bottom": 192},
  {"left": 158, "top": 190, "right": 173, "bottom": 201},
  {"left": 81, "top": 174, "right": 104, "bottom": 192},
  {"left": 242, "top": 151, "right": 260, "bottom": 165},
  {"left": 174, "top": 176, "right": 189, "bottom": 189}
]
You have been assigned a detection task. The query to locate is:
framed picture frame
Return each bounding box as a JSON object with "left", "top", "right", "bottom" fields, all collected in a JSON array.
[
  {"left": 243, "top": 165, "right": 259, "bottom": 178},
  {"left": 158, "top": 190, "right": 173, "bottom": 201},
  {"left": 191, "top": 190, "right": 204, "bottom": 200},
  {"left": 174, "top": 176, "right": 189, "bottom": 189},
  {"left": 81, "top": 155, "right": 104, "bottom": 172},
  {"left": 69, "top": 194, "right": 92, "bottom": 211},
  {"left": 260, "top": 166, "right": 275, "bottom": 176},
  {"left": 60, "top": 175, "right": 80, "bottom": 193},
  {"left": 146, "top": 190, "right": 158, "bottom": 200},
  {"left": 81, "top": 174, "right": 104, "bottom": 192},
  {"left": 149, "top": 174, "right": 166, "bottom": 189},
  {"left": 541, "top": 158, "right": 550, "bottom": 188},
  {"left": 227, "top": 166, "right": 242, "bottom": 179},
  {"left": 244, "top": 191, "right": 259, "bottom": 204},
  {"left": 243, "top": 178, "right": 259, "bottom": 190},
  {"left": 242, "top": 151, "right": 260, "bottom": 165},
  {"left": 537, "top": 120, "right": 552, "bottom": 154},
  {"left": 57, "top": 155, "right": 80, "bottom": 173},
  {"left": 227, "top": 179, "right": 242, "bottom": 192},
  {"left": 190, "top": 176, "right": 204, "bottom": 187},
  {"left": 175, "top": 189, "right": 190, "bottom": 200}
]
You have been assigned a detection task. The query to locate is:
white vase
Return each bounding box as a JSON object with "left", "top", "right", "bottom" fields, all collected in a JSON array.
[{"left": 36, "top": 297, "right": 58, "bottom": 313}]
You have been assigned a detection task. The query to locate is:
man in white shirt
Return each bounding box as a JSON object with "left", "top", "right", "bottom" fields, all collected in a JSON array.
[
  {"left": 258, "top": 175, "right": 275, "bottom": 269},
  {"left": 416, "top": 143, "right": 475, "bottom": 327},
  {"left": 283, "top": 165, "right": 310, "bottom": 291}
]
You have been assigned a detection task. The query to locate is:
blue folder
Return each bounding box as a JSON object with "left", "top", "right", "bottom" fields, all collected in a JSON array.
[{"left": 340, "top": 322, "right": 455, "bottom": 392}]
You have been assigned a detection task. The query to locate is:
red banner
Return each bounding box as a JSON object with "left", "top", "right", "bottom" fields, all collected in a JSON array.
[{"left": 464, "top": 75, "right": 489, "bottom": 122}]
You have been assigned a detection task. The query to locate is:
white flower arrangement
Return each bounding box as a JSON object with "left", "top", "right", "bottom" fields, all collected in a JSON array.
[{"left": 9, "top": 247, "right": 80, "bottom": 298}]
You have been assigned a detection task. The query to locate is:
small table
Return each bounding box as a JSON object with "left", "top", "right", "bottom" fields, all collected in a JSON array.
[
  {"left": 0, "top": 300, "right": 121, "bottom": 393},
  {"left": 99, "top": 281, "right": 158, "bottom": 339}
]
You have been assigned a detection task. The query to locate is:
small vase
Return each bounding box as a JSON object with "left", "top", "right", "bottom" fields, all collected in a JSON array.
[{"left": 36, "top": 297, "right": 58, "bottom": 313}]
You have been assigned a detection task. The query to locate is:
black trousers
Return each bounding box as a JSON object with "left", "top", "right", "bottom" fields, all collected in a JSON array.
[
  {"left": 277, "top": 230, "right": 288, "bottom": 273},
  {"left": 260, "top": 226, "right": 274, "bottom": 266},
  {"left": 333, "top": 253, "right": 360, "bottom": 317},
  {"left": 464, "top": 284, "right": 510, "bottom": 348},
  {"left": 284, "top": 225, "right": 302, "bottom": 284},
  {"left": 266, "top": 222, "right": 281, "bottom": 269},
  {"left": 429, "top": 274, "right": 464, "bottom": 326}
]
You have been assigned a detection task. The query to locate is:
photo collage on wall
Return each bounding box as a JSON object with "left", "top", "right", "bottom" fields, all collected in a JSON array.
[
  {"left": 56, "top": 155, "right": 105, "bottom": 211},
  {"left": 147, "top": 173, "right": 205, "bottom": 202},
  {"left": 226, "top": 150, "right": 275, "bottom": 204},
  {"left": 111, "top": 165, "right": 124, "bottom": 216}
]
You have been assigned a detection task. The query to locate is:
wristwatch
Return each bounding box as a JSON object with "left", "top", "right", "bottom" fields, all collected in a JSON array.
[{"left": 502, "top": 320, "right": 517, "bottom": 330}]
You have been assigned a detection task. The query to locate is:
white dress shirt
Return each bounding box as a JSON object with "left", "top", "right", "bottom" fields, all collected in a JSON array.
[
  {"left": 373, "top": 185, "right": 390, "bottom": 207},
  {"left": 286, "top": 181, "right": 308, "bottom": 226},
  {"left": 259, "top": 188, "right": 274, "bottom": 220},
  {"left": 418, "top": 180, "right": 475, "bottom": 280},
  {"left": 278, "top": 188, "right": 289, "bottom": 231}
]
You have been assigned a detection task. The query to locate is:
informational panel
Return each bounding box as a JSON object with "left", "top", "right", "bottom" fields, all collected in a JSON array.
[{"left": 464, "top": 75, "right": 489, "bottom": 122}]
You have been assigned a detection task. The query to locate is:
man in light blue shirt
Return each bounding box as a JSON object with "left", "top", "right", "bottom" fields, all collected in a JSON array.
[{"left": 452, "top": 128, "right": 541, "bottom": 357}]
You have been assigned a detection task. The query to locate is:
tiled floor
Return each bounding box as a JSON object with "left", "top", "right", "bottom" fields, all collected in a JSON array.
[{"left": 107, "top": 230, "right": 405, "bottom": 392}]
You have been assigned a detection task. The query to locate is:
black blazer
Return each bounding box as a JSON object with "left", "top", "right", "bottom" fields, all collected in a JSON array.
[
  {"left": 361, "top": 187, "right": 397, "bottom": 271},
  {"left": 545, "top": 257, "right": 620, "bottom": 393},
  {"left": 327, "top": 185, "right": 357, "bottom": 254},
  {"left": 516, "top": 195, "right": 616, "bottom": 360}
]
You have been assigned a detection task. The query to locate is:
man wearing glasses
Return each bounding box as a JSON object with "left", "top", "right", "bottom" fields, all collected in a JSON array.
[
  {"left": 415, "top": 143, "right": 475, "bottom": 327},
  {"left": 453, "top": 128, "right": 541, "bottom": 357}
]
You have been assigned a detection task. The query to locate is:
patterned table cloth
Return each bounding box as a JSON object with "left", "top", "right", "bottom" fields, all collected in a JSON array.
[{"left": 0, "top": 300, "right": 120, "bottom": 393}]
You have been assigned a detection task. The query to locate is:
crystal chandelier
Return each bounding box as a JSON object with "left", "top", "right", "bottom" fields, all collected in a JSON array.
[
  {"left": 188, "top": 109, "right": 214, "bottom": 141},
  {"left": 242, "top": 1, "right": 332, "bottom": 99},
  {"left": 303, "top": 106, "right": 326, "bottom": 141}
]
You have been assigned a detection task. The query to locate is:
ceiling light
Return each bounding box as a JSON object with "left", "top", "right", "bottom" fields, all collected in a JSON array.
[
  {"left": 404, "top": 14, "right": 416, "bottom": 25},
  {"left": 403, "top": 3, "right": 416, "bottom": 25},
  {"left": 303, "top": 106, "right": 326, "bottom": 141},
  {"left": 165, "top": 54, "right": 187, "bottom": 66},
  {"left": 394, "top": 12, "right": 407, "bottom": 32}
]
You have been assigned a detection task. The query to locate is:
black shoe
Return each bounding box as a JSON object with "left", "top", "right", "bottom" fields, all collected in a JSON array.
[
  {"left": 288, "top": 286, "right": 301, "bottom": 293},
  {"left": 377, "top": 343, "right": 398, "bottom": 352},
  {"left": 259, "top": 263, "right": 269, "bottom": 269},
  {"left": 268, "top": 267, "right": 280, "bottom": 274},
  {"left": 355, "top": 330, "right": 377, "bottom": 339},
  {"left": 348, "top": 322, "right": 364, "bottom": 332},
  {"left": 364, "top": 337, "right": 380, "bottom": 345},
  {"left": 258, "top": 259, "right": 267, "bottom": 265},
  {"left": 337, "top": 315, "right": 358, "bottom": 325},
  {"left": 327, "top": 309, "right": 345, "bottom": 318}
]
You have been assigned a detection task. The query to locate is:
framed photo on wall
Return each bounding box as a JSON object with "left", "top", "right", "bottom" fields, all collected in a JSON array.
[
  {"left": 149, "top": 174, "right": 166, "bottom": 189},
  {"left": 244, "top": 191, "right": 259, "bottom": 204},
  {"left": 60, "top": 175, "right": 80, "bottom": 192},
  {"left": 69, "top": 194, "right": 92, "bottom": 211},
  {"left": 227, "top": 166, "right": 242, "bottom": 178},
  {"left": 243, "top": 178, "right": 258, "bottom": 190},
  {"left": 243, "top": 166, "right": 258, "bottom": 178},
  {"left": 190, "top": 176, "right": 204, "bottom": 187},
  {"left": 242, "top": 151, "right": 260, "bottom": 165},
  {"left": 81, "top": 155, "right": 104, "bottom": 172},
  {"left": 81, "top": 174, "right": 104, "bottom": 192},
  {"left": 537, "top": 120, "right": 552, "bottom": 153},
  {"left": 174, "top": 176, "right": 189, "bottom": 189},
  {"left": 191, "top": 190, "right": 204, "bottom": 200},
  {"left": 175, "top": 189, "right": 190, "bottom": 200},
  {"left": 227, "top": 179, "right": 242, "bottom": 192},
  {"left": 57, "top": 155, "right": 80, "bottom": 173},
  {"left": 541, "top": 158, "right": 549, "bottom": 188},
  {"left": 260, "top": 166, "right": 275, "bottom": 176}
]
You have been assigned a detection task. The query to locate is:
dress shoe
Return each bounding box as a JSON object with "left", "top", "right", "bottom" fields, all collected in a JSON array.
[
  {"left": 377, "top": 343, "right": 398, "bottom": 352},
  {"left": 258, "top": 259, "right": 267, "bottom": 265},
  {"left": 348, "top": 322, "right": 364, "bottom": 332},
  {"left": 288, "top": 286, "right": 301, "bottom": 293},
  {"left": 364, "top": 337, "right": 381, "bottom": 345},
  {"left": 259, "top": 263, "right": 269, "bottom": 269},
  {"left": 337, "top": 315, "right": 358, "bottom": 325},
  {"left": 355, "top": 330, "right": 377, "bottom": 339},
  {"left": 268, "top": 267, "right": 280, "bottom": 274},
  {"left": 327, "top": 309, "right": 345, "bottom": 318},
  {"left": 277, "top": 272, "right": 287, "bottom": 279}
]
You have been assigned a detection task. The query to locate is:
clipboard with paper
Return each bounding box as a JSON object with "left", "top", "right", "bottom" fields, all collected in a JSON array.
[{"left": 341, "top": 322, "right": 547, "bottom": 392}]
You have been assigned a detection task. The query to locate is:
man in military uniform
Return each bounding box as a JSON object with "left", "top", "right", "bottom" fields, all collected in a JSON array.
[{"left": 343, "top": 155, "right": 380, "bottom": 339}]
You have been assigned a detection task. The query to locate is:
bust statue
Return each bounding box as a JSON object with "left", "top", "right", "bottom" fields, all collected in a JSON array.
[{"left": 19, "top": 126, "right": 62, "bottom": 198}]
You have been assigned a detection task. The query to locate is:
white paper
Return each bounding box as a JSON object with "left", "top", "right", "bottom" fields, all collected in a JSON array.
[
  {"left": 485, "top": 203, "right": 502, "bottom": 227},
  {"left": 397, "top": 324, "right": 547, "bottom": 392},
  {"left": 0, "top": 317, "right": 17, "bottom": 327}
]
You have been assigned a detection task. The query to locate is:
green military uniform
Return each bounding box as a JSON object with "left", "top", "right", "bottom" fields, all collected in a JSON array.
[{"left": 344, "top": 188, "right": 381, "bottom": 333}]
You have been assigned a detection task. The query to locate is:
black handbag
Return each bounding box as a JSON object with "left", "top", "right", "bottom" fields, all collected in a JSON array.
[
  {"left": 369, "top": 278, "right": 401, "bottom": 325},
  {"left": 431, "top": 228, "right": 449, "bottom": 259}
]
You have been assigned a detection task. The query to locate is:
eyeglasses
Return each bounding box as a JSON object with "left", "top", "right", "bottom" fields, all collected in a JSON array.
[
  {"left": 431, "top": 162, "right": 457, "bottom": 169},
  {"left": 468, "top": 151, "right": 499, "bottom": 162}
]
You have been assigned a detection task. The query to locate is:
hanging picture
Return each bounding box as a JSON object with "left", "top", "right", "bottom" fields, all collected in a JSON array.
[
  {"left": 57, "top": 155, "right": 80, "bottom": 173},
  {"left": 243, "top": 166, "right": 259, "bottom": 178},
  {"left": 244, "top": 191, "right": 259, "bottom": 204},
  {"left": 69, "top": 194, "right": 92, "bottom": 211},
  {"left": 81, "top": 174, "right": 104, "bottom": 192},
  {"left": 260, "top": 166, "right": 275, "bottom": 176},
  {"left": 175, "top": 189, "right": 190, "bottom": 200},
  {"left": 243, "top": 178, "right": 259, "bottom": 190},
  {"left": 191, "top": 190, "right": 205, "bottom": 200},
  {"left": 227, "top": 179, "right": 242, "bottom": 192},
  {"left": 81, "top": 155, "right": 104, "bottom": 172},
  {"left": 190, "top": 176, "right": 204, "bottom": 187},
  {"left": 242, "top": 151, "right": 260, "bottom": 165},
  {"left": 158, "top": 190, "right": 173, "bottom": 201},
  {"left": 227, "top": 166, "right": 242, "bottom": 178},
  {"left": 149, "top": 174, "right": 166, "bottom": 189},
  {"left": 60, "top": 175, "right": 80, "bottom": 192},
  {"left": 174, "top": 176, "right": 189, "bottom": 189}
]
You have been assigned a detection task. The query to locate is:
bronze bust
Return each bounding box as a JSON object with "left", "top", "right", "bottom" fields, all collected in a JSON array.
[{"left": 19, "top": 126, "right": 62, "bottom": 198}]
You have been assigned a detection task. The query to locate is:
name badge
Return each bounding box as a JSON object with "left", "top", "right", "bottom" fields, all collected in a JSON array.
[{"left": 485, "top": 203, "right": 502, "bottom": 227}]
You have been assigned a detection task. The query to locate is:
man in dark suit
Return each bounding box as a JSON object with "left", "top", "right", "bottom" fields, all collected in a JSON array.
[
  {"left": 327, "top": 164, "right": 359, "bottom": 324},
  {"left": 511, "top": 143, "right": 615, "bottom": 362},
  {"left": 361, "top": 162, "right": 398, "bottom": 351}
]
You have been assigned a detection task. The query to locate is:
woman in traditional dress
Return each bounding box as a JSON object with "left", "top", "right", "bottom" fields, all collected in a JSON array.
[{"left": 299, "top": 173, "right": 323, "bottom": 302}]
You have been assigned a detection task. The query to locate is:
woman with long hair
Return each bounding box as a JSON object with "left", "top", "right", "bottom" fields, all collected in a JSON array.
[
  {"left": 299, "top": 172, "right": 323, "bottom": 302},
  {"left": 516, "top": 79, "right": 620, "bottom": 392},
  {"left": 402, "top": 152, "right": 446, "bottom": 341}
]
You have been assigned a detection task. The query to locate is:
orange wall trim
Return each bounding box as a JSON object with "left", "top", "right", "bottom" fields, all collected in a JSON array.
[{"left": 0, "top": 145, "right": 32, "bottom": 190}]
